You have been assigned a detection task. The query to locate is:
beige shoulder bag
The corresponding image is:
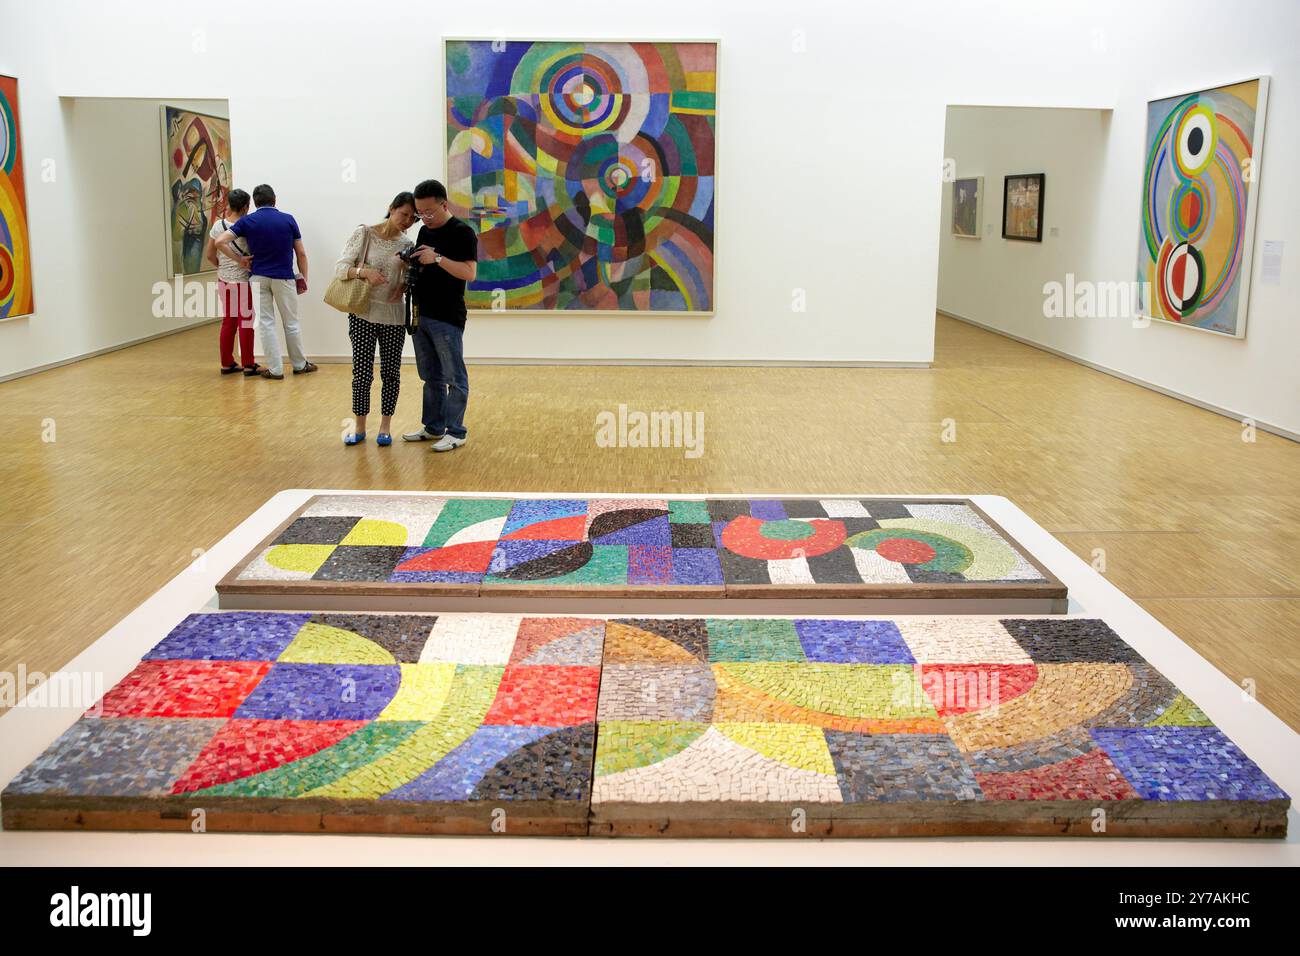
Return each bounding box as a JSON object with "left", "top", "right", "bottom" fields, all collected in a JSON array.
[{"left": 323, "top": 225, "right": 374, "bottom": 314}]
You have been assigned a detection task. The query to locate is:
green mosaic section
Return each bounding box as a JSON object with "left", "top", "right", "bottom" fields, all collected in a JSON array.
[
  {"left": 846, "top": 529, "right": 974, "bottom": 574},
  {"left": 667, "top": 500, "right": 711, "bottom": 524},
  {"left": 192, "top": 721, "right": 424, "bottom": 798},
  {"left": 707, "top": 618, "right": 804, "bottom": 662},
  {"left": 1148, "top": 694, "right": 1214, "bottom": 727},
  {"left": 594, "top": 721, "right": 707, "bottom": 777},
  {"left": 423, "top": 498, "right": 514, "bottom": 548}
]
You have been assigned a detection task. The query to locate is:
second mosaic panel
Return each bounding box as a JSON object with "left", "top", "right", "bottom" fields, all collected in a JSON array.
[{"left": 219, "top": 495, "right": 1065, "bottom": 610}]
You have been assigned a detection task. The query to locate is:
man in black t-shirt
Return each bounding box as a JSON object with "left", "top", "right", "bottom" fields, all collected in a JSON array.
[{"left": 400, "top": 179, "right": 479, "bottom": 451}]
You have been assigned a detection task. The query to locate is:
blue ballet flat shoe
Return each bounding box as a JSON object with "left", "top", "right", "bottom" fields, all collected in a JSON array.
[
  {"left": 376, "top": 433, "right": 392, "bottom": 447},
  {"left": 344, "top": 432, "right": 366, "bottom": 446}
]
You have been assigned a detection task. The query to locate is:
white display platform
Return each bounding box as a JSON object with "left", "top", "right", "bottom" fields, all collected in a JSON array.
[{"left": 1, "top": 489, "right": 1296, "bottom": 865}]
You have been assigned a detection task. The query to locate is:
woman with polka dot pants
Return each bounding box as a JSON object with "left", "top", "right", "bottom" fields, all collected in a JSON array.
[{"left": 335, "top": 194, "right": 417, "bottom": 446}]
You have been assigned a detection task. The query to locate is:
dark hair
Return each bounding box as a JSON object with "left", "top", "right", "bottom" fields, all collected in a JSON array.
[
  {"left": 227, "top": 189, "right": 251, "bottom": 214},
  {"left": 413, "top": 179, "right": 447, "bottom": 201},
  {"left": 386, "top": 191, "right": 416, "bottom": 218},
  {"left": 252, "top": 184, "right": 276, "bottom": 207}
]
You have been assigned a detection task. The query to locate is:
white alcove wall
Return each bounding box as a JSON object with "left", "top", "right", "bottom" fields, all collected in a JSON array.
[{"left": 936, "top": 95, "right": 1298, "bottom": 437}]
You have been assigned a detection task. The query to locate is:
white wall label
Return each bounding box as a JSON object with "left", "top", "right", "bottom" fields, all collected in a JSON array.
[{"left": 1261, "top": 240, "right": 1283, "bottom": 286}]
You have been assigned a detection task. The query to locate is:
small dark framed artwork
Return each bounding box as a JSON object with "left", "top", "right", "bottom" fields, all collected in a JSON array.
[{"left": 1002, "top": 173, "right": 1045, "bottom": 242}]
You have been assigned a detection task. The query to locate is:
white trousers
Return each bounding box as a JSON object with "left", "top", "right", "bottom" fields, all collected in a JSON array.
[{"left": 252, "top": 276, "right": 307, "bottom": 375}]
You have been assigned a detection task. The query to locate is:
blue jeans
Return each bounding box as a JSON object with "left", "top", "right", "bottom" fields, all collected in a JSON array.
[{"left": 412, "top": 315, "right": 468, "bottom": 439}]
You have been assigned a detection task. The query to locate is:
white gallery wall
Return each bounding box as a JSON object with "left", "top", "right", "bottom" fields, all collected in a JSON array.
[
  {"left": 938, "top": 100, "right": 1299, "bottom": 436},
  {"left": 1, "top": 0, "right": 1297, "bottom": 417}
]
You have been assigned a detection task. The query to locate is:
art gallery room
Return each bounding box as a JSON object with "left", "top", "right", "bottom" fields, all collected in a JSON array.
[{"left": 1, "top": 0, "right": 1298, "bottom": 896}]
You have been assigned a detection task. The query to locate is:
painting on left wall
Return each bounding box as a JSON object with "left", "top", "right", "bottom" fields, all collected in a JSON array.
[
  {"left": 0, "top": 74, "right": 35, "bottom": 320},
  {"left": 161, "top": 106, "right": 232, "bottom": 277}
]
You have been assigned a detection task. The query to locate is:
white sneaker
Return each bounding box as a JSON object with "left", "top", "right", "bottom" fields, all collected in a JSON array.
[
  {"left": 401, "top": 427, "right": 441, "bottom": 442},
  {"left": 430, "top": 434, "right": 467, "bottom": 452}
]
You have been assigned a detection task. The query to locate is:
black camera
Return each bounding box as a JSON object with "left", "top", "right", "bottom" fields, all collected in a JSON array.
[{"left": 399, "top": 246, "right": 423, "bottom": 334}]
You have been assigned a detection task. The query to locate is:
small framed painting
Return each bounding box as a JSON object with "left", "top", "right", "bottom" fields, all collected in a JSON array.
[
  {"left": 1002, "top": 173, "right": 1045, "bottom": 242},
  {"left": 951, "top": 176, "right": 983, "bottom": 238}
]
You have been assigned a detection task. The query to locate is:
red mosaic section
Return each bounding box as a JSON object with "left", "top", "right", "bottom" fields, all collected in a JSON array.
[
  {"left": 502, "top": 515, "right": 587, "bottom": 541},
  {"left": 919, "top": 663, "right": 1039, "bottom": 716},
  {"left": 171, "top": 718, "right": 366, "bottom": 794},
  {"left": 93, "top": 660, "right": 271, "bottom": 719},
  {"left": 720, "top": 515, "right": 846, "bottom": 560},
  {"left": 395, "top": 540, "right": 496, "bottom": 573},
  {"left": 483, "top": 665, "right": 601, "bottom": 727},
  {"left": 975, "top": 747, "right": 1139, "bottom": 800},
  {"left": 876, "top": 537, "right": 937, "bottom": 564}
]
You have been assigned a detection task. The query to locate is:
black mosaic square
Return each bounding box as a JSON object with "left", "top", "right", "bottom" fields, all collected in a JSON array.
[
  {"left": 780, "top": 499, "right": 831, "bottom": 519},
  {"left": 1001, "top": 618, "right": 1147, "bottom": 664},
  {"left": 716, "top": 548, "right": 770, "bottom": 585},
  {"left": 839, "top": 517, "right": 882, "bottom": 535},
  {"left": 273, "top": 516, "right": 362, "bottom": 545},
  {"left": 706, "top": 499, "right": 750, "bottom": 521},
  {"left": 312, "top": 546, "right": 409, "bottom": 582},
  {"left": 806, "top": 546, "right": 864, "bottom": 584},
  {"left": 864, "top": 502, "right": 914, "bottom": 520},
  {"left": 670, "top": 522, "right": 716, "bottom": 550}
]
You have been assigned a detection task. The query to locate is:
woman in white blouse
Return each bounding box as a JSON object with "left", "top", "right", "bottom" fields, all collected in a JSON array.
[{"left": 335, "top": 192, "right": 417, "bottom": 446}]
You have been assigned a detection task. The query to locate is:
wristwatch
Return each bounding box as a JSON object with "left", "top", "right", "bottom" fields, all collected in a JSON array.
[{"left": 434, "top": 253, "right": 443, "bottom": 264}]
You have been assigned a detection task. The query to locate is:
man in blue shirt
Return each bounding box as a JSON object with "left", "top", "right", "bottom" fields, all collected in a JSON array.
[{"left": 214, "top": 184, "right": 316, "bottom": 379}]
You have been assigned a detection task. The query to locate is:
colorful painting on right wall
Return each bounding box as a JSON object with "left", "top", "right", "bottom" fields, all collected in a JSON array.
[
  {"left": 1137, "top": 77, "right": 1269, "bottom": 338},
  {"left": 0, "top": 74, "right": 35, "bottom": 320}
]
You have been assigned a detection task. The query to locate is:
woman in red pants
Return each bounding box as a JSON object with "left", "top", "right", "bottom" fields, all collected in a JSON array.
[{"left": 208, "top": 188, "right": 260, "bottom": 375}]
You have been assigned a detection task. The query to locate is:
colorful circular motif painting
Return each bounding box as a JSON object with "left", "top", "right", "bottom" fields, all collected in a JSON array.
[
  {"left": 0, "top": 74, "right": 34, "bottom": 320},
  {"left": 1137, "top": 78, "right": 1267, "bottom": 337},
  {"left": 446, "top": 41, "right": 716, "bottom": 313}
]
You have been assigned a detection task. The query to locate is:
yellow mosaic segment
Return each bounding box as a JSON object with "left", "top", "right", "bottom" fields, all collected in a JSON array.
[
  {"left": 713, "top": 662, "right": 938, "bottom": 720},
  {"left": 340, "top": 518, "right": 408, "bottom": 547},
  {"left": 264, "top": 544, "right": 334, "bottom": 573},
  {"left": 715, "top": 722, "right": 837, "bottom": 775},
  {"left": 278, "top": 622, "right": 396, "bottom": 665},
  {"left": 377, "top": 663, "right": 457, "bottom": 721}
]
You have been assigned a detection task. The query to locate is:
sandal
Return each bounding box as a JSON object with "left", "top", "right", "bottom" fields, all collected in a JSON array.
[
  {"left": 259, "top": 368, "right": 285, "bottom": 380},
  {"left": 344, "top": 432, "right": 367, "bottom": 446},
  {"left": 243, "top": 364, "right": 266, "bottom": 377},
  {"left": 220, "top": 364, "right": 242, "bottom": 375},
  {"left": 294, "top": 361, "right": 319, "bottom": 375}
]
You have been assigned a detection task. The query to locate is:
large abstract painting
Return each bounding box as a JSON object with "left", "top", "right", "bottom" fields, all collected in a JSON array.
[
  {"left": 161, "top": 106, "right": 232, "bottom": 277},
  {"left": 445, "top": 40, "right": 717, "bottom": 313},
  {"left": 1137, "top": 78, "right": 1269, "bottom": 337},
  {"left": 0, "top": 74, "right": 34, "bottom": 320}
]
